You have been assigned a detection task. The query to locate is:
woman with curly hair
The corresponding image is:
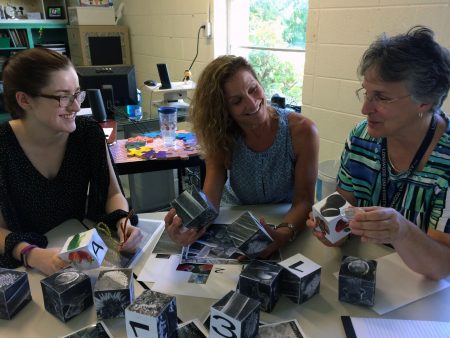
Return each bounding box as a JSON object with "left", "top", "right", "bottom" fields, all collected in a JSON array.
[{"left": 165, "top": 55, "right": 319, "bottom": 258}]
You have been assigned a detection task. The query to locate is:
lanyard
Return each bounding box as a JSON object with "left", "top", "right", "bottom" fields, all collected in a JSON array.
[{"left": 380, "top": 114, "right": 437, "bottom": 207}]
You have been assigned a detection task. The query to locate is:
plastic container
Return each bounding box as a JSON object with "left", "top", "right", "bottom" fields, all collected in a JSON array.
[
  {"left": 316, "top": 159, "right": 340, "bottom": 201},
  {"left": 126, "top": 89, "right": 142, "bottom": 121},
  {"left": 158, "top": 106, "right": 177, "bottom": 147}
]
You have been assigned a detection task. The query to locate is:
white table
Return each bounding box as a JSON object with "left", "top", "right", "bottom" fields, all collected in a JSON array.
[{"left": 1, "top": 205, "right": 449, "bottom": 337}]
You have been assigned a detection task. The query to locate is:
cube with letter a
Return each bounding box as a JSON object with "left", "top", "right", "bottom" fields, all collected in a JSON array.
[
  {"left": 210, "top": 290, "right": 260, "bottom": 338},
  {"left": 125, "top": 290, "right": 177, "bottom": 338},
  {"left": 59, "top": 228, "right": 107, "bottom": 270},
  {"left": 278, "top": 253, "right": 321, "bottom": 304}
]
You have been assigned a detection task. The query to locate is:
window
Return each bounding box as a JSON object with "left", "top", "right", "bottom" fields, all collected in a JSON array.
[{"left": 227, "top": 0, "right": 308, "bottom": 106}]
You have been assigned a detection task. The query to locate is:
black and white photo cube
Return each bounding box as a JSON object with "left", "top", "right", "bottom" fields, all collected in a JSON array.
[
  {"left": 59, "top": 228, "right": 108, "bottom": 270},
  {"left": 171, "top": 187, "right": 218, "bottom": 230},
  {"left": 227, "top": 211, "right": 273, "bottom": 259},
  {"left": 339, "top": 255, "right": 377, "bottom": 306},
  {"left": 94, "top": 268, "right": 134, "bottom": 319},
  {"left": 125, "top": 289, "right": 177, "bottom": 338},
  {"left": 210, "top": 290, "right": 260, "bottom": 338},
  {"left": 238, "top": 260, "right": 283, "bottom": 312},
  {"left": 0, "top": 268, "right": 32, "bottom": 320},
  {"left": 40, "top": 267, "right": 93, "bottom": 322},
  {"left": 312, "top": 192, "right": 352, "bottom": 244},
  {"left": 278, "top": 253, "right": 321, "bottom": 304}
]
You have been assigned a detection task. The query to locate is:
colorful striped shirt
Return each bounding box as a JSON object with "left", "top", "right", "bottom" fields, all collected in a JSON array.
[{"left": 337, "top": 112, "right": 450, "bottom": 234}]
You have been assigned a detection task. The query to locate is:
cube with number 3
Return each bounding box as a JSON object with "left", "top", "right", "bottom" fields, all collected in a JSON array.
[{"left": 210, "top": 290, "right": 260, "bottom": 338}]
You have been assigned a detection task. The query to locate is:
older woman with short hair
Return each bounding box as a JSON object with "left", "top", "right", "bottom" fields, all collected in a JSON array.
[{"left": 308, "top": 26, "right": 450, "bottom": 280}]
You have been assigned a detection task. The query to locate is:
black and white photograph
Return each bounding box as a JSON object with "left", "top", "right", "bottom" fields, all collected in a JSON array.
[
  {"left": 176, "top": 319, "right": 208, "bottom": 338},
  {"left": 60, "top": 321, "right": 113, "bottom": 338},
  {"left": 258, "top": 319, "right": 306, "bottom": 338}
]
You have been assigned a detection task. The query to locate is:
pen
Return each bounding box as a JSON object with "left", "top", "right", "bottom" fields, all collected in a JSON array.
[{"left": 120, "top": 209, "right": 134, "bottom": 246}]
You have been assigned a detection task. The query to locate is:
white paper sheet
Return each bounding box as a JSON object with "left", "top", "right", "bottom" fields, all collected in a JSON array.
[
  {"left": 76, "top": 107, "right": 92, "bottom": 116},
  {"left": 102, "top": 128, "right": 113, "bottom": 138},
  {"left": 350, "top": 317, "right": 450, "bottom": 338},
  {"left": 150, "top": 257, "right": 243, "bottom": 299},
  {"left": 334, "top": 252, "right": 450, "bottom": 315}
]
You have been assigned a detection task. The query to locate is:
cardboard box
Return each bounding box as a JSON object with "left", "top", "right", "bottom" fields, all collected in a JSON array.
[
  {"left": 125, "top": 290, "right": 178, "bottom": 338},
  {"left": 238, "top": 260, "right": 283, "bottom": 312},
  {"left": 278, "top": 253, "right": 321, "bottom": 304},
  {"left": 210, "top": 290, "right": 260, "bottom": 338},
  {"left": 40, "top": 268, "right": 93, "bottom": 322},
  {"left": 68, "top": 6, "right": 115, "bottom": 25},
  {"left": 226, "top": 211, "right": 273, "bottom": 259},
  {"left": 312, "top": 192, "right": 352, "bottom": 244},
  {"left": 59, "top": 228, "right": 107, "bottom": 270},
  {"left": 0, "top": 268, "right": 32, "bottom": 320},
  {"left": 171, "top": 187, "right": 218, "bottom": 230},
  {"left": 339, "top": 255, "right": 377, "bottom": 306},
  {"left": 94, "top": 268, "right": 134, "bottom": 319}
]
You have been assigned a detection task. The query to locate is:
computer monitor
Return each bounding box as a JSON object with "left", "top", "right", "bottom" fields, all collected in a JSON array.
[{"left": 76, "top": 65, "right": 138, "bottom": 110}]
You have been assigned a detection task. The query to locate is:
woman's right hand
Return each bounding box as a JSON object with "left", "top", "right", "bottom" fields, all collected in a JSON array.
[
  {"left": 306, "top": 211, "right": 347, "bottom": 247},
  {"left": 164, "top": 208, "right": 206, "bottom": 246},
  {"left": 27, "top": 247, "right": 70, "bottom": 276}
]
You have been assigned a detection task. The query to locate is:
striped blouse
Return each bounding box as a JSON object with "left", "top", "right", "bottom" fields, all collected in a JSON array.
[{"left": 337, "top": 112, "right": 450, "bottom": 234}]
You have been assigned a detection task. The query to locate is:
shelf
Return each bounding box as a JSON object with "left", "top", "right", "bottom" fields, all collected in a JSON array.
[{"left": 0, "top": 20, "right": 68, "bottom": 28}]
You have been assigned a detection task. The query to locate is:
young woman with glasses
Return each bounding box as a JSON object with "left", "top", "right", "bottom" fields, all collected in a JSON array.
[
  {"left": 307, "top": 26, "right": 450, "bottom": 280},
  {"left": 0, "top": 48, "right": 142, "bottom": 275}
]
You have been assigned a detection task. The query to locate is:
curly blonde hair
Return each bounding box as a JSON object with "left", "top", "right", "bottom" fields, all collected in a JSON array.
[{"left": 189, "top": 55, "right": 269, "bottom": 167}]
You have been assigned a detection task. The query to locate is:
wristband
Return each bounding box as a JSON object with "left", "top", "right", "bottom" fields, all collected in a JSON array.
[
  {"left": 274, "top": 223, "right": 298, "bottom": 242},
  {"left": 20, "top": 244, "right": 38, "bottom": 268}
]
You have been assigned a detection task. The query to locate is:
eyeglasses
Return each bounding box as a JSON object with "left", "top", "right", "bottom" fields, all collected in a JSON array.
[
  {"left": 355, "top": 87, "right": 411, "bottom": 108},
  {"left": 38, "top": 91, "right": 86, "bottom": 108}
]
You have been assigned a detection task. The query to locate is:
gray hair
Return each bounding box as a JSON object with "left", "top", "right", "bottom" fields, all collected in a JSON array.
[{"left": 358, "top": 25, "right": 450, "bottom": 113}]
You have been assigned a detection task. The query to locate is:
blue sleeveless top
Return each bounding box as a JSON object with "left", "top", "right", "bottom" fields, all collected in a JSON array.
[{"left": 222, "top": 108, "right": 296, "bottom": 205}]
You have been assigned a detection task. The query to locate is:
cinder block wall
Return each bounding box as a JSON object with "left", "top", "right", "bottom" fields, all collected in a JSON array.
[
  {"left": 302, "top": 0, "right": 450, "bottom": 162},
  {"left": 115, "top": 0, "right": 214, "bottom": 117}
]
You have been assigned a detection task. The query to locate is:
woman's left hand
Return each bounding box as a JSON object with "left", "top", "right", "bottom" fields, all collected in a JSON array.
[
  {"left": 118, "top": 224, "right": 143, "bottom": 253},
  {"left": 349, "top": 206, "right": 409, "bottom": 244},
  {"left": 256, "top": 218, "right": 292, "bottom": 260}
]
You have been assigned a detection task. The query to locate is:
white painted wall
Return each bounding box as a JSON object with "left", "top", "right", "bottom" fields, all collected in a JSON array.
[
  {"left": 116, "top": 0, "right": 450, "bottom": 160},
  {"left": 115, "top": 0, "right": 214, "bottom": 117},
  {"left": 303, "top": 0, "right": 450, "bottom": 162}
]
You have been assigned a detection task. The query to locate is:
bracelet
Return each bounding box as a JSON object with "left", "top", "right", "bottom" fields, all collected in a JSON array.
[
  {"left": 4, "top": 232, "right": 47, "bottom": 267},
  {"left": 274, "top": 222, "right": 298, "bottom": 242},
  {"left": 20, "top": 244, "right": 38, "bottom": 268}
]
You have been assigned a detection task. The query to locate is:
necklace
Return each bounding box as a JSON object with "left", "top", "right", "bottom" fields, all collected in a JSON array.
[{"left": 387, "top": 154, "right": 404, "bottom": 174}]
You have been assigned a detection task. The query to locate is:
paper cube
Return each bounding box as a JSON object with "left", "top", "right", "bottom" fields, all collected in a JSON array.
[
  {"left": 40, "top": 268, "right": 93, "bottom": 322},
  {"left": 171, "top": 187, "right": 218, "bottom": 230},
  {"left": 226, "top": 211, "right": 273, "bottom": 259},
  {"left": 312, "top": 192, "right": 352, "bottom": 244},
  {"left": 238, "top": 260, "right": 283, "bottom": 312},
  {"left": 59, "top": 228, "right": 108, "bottom": 270},
  {"left": 125, "top": 290, "right": 177, "bottom": 338},
  {"left": 94, "top": 268, "right": 134, "bottom": 319},
  {"left": 339, "top": 255, "right": 377, "bottom": 306},
  {"left": 278, "top": 253, "right": 321, "bottom": 304},
  {"left": 0, "top": 268, "right": 32, "bottom": 320},
  {"left": 210, "top": 290, "right": 260, "bottom": 338}
]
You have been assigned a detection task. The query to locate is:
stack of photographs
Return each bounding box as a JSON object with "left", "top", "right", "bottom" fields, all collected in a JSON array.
[{"left": 171, "top": 188, "right": 218, "bottom": 230}]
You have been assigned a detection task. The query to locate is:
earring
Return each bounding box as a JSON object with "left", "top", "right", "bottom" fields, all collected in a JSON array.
[{"left": 418, "top": 112, "right": 423, "bottom": 119}]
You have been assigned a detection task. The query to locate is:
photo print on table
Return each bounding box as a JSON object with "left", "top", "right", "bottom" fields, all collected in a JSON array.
[
  {"left": 60, "top": 321, "right": 113, "bottom": 338},
  {"left": 258, "top": 319, "right": 306, "bottom": 338},
  {"left": 176, "top": 263, "right": 213, "bottom": 284},
  {"left": 176, "top": 319, "right": 208, "bottom": 338}
]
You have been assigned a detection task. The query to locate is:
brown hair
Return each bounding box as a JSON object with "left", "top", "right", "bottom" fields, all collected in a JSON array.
[
  {"left": 2, "top": 47, "right": 73, "bottom": 119},
  {"left": 190, "top": 55, "right": 272, "bottom": 167}
]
